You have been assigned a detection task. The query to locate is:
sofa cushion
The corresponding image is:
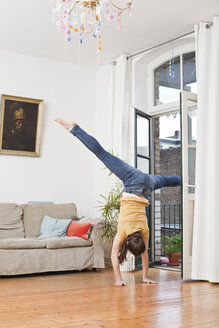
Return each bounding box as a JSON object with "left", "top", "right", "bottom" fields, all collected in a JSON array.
[
  {"left": 46, "top": 236, "right": 93, "bottom": 249},
  {"left": 0, "top": 203, "right": 24, "bottom": 238},
  {"left": 22, "top": 203, "right": 77, "bottom": 238},
  {"left": 40, "top": 215, "right": 72, "bottom": 238},
  {"left": 67, "top": 221, "right": 91, "bottom": 239},
  {"left": 0, "top": 237, "right": 46, "bottom": 249}
]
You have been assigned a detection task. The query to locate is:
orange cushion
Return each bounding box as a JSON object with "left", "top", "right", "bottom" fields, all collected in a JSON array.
[{"left": 67, "top": 221, "right": 91, "bottom": 239}]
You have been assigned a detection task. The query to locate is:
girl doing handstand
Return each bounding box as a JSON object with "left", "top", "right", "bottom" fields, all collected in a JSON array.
[{"left": 55, "top": 119, "right": 181, "bottom": 287}]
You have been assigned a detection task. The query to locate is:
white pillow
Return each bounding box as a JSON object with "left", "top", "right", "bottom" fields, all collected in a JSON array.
[{"left": 39, "top": 215, "right": 72, "bottom": 238}]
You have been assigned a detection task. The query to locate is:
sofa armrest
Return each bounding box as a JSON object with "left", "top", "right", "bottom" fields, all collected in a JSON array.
[
  {"left": 90, "top": 219, "right": 104, "bottom": 246},
  {"left": 79, "top": 218, "right": 105, "bottom": 269}
]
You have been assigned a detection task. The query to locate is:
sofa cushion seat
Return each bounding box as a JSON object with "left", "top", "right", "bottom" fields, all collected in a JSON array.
[
  {"left": 45, "top": 236, "right": 93, "bottom": 249},
  {"left": 0, "top": 238, "right": 47, "bottom": 249}
]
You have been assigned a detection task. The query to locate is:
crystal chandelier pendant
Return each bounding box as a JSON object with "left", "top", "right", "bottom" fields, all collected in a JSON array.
[
  {"left": 169, "top": 47, "right": 175, "bottom": 79},
  {"left": 171, "top": 49, "right": 175, "bottom": 79},
  {"left": 51, "top": 0, "right": 134, "bottom": 52}
]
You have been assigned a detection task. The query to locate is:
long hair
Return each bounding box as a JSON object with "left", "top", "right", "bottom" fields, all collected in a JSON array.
[{"left": 118, "top": 231, "right": 146, "bottom": 264}]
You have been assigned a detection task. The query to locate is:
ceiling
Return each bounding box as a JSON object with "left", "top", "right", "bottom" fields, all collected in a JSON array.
[{"left": 0, "top": 0, "right": 218, "bottom": 68}]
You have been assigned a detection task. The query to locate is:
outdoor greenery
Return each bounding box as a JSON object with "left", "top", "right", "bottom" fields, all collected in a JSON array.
[
  {"left": 99, "top": 183, "right": 124, "bottom": 245},
  {"left": 161, "top": 234, "right": 182, "bottom": 256}
]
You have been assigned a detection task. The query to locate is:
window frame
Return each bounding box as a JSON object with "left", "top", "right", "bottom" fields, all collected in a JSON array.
[
  {"left": 135, "top": 108, "right": 152, "bottom": 265},
  {"left": 146, "top": 43, "right": 196, "bottom": 116},
  {"left": 135, "top": 109, "right": 152, "bottom": 173}
]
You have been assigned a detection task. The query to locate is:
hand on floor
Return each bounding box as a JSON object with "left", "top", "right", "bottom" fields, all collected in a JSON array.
[
  {"left": 114, "top": 280, "right": 127, "bottom": 287},
  {"left": 143, "top": 278, "right": 158, "bottom": 284}
]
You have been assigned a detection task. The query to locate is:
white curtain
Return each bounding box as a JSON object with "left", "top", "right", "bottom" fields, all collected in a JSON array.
[
  {"left": 95, "top": 55, "right": 132, "bottom": 211},
  {"left": 96, "top": 55, "right": 131, "bottom": 162},
  {"left": 113, "top": 54, "right": 132, "bottom": 163},
  {"left": 192, "top": 17, "right": 219, "bottom": 283}
]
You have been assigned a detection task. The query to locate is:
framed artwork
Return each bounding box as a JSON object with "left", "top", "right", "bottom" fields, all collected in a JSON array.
[{"left": 0, "top": 94, "right": 43, "bottom": 157}]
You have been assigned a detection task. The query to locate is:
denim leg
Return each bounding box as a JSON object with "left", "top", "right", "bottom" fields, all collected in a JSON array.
[
  {"left": 70, "top": 125, "right": 137, "bottom": 183},
  {"left": 70, "top": 125, "right": 181, "bottom": 197},
  {"left": 163, "top": 176, "right": 181, "bottom": 187},
  {"left": 150, "top": 175, "right": 181, "bottom": 190}
]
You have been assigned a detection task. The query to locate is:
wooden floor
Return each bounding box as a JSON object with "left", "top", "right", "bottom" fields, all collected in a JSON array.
[{"left": 0, "top": 267, "right": 218, "bottom": 328}]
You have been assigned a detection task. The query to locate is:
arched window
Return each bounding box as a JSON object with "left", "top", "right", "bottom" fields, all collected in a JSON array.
[{"left": 154, "top": 52, "right": 196, "bottom": 106}]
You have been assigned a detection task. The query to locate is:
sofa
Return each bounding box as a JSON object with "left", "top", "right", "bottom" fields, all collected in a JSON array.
[{"left": 0, "top": 203, "right": 105, "bottom": 276}]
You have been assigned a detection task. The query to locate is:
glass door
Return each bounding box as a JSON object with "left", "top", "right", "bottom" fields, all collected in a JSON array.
[
  {"left": 153, "top": 112, "right": 182, "bottom": 269},
  {"left": 181, "top": 91, "right": 197, "bottom": 279},
  {"left": 135, "top": 109, "right": 152, "bottom": 266}
]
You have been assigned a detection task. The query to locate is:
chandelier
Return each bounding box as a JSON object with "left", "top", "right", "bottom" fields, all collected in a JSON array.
[{"left": 51, "top": 0, "right": 134, "bottom": 51}]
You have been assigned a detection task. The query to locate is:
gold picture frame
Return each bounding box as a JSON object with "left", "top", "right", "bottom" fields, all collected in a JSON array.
[{"left": 0, "top": 94, "right": 43, "bottom": 157}]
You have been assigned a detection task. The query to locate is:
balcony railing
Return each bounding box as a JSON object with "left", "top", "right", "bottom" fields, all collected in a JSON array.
[{"left": 160, "top": 203, "right": 182, "bottom": 256}]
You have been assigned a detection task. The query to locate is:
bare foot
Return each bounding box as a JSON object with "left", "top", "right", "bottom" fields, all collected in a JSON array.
[{"left": 55, "top": 118, "right": 76, "bottom": 131}]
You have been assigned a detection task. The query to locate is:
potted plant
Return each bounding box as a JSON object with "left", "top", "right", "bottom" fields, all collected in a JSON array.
[
  {"left": 99, "top": 183, "right": 123, "bottom": 245},
  {"left": 161, "top": 234, "right": 182, "bottom": 266}
]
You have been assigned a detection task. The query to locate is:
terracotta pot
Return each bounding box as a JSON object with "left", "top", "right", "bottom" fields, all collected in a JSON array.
[{"left": 167, "top": 253, "right": 181, "bottom": 266}]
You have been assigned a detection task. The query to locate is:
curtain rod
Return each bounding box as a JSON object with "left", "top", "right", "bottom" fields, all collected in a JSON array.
[{"left": 127, "top": 30, "right": 195, "bottom": 60}]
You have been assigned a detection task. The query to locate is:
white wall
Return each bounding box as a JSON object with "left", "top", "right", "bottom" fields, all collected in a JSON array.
[
  {"left": 95, "top": 64, "right": 115, "bottom": 218},
  {"left": 0, "top": 51, "right": 97, "bottom": 218}
]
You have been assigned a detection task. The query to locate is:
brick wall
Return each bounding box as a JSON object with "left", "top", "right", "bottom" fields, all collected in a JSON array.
[
  {"left": 153, "top": 118, "right": 182, "bottom": 263},
  {"left": 160, "top": 147, "right": 181, "bottom": 205}
]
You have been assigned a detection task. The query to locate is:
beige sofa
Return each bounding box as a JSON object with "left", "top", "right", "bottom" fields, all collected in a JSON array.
[{"left": 0, "top": 203, "right": 105, "bottom": 276}]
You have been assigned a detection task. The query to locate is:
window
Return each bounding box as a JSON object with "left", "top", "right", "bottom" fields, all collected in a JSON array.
[
  {"left": 154, "top": 56, "right": 181, "bottom": 106},
  {"left": 135, "top": 111, "right": 151, "bottom": 174},
  {"left": 154, "top": 52, "right": 196, "bottom": 106},
  {"left": 183, "top": 52, "right": 197, "bottom": 92}
]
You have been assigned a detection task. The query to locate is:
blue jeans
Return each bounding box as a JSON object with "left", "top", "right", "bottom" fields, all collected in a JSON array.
[{"left": 71, "top": 125, "right": 181, "bottom": 198}]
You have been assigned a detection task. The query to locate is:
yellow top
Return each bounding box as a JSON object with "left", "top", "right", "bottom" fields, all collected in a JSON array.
[{"left": 117, "top": 196, "right": 150, "bottom": 243}]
